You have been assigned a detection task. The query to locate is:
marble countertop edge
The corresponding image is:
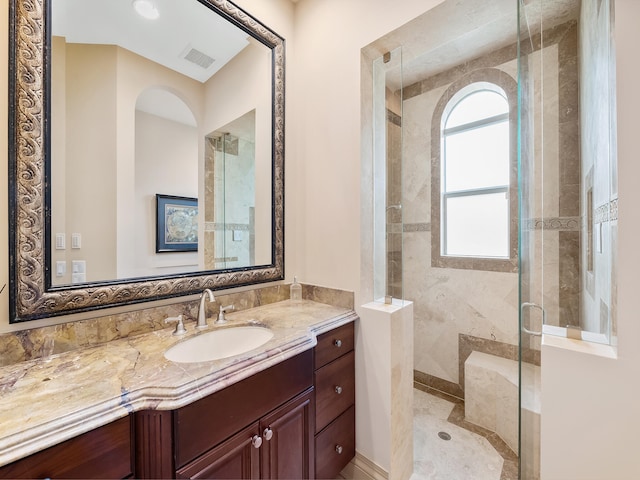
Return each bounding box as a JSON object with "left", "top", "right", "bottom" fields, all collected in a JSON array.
[{"left": 0, "top": 303, "right": 358, "bottom": 468}]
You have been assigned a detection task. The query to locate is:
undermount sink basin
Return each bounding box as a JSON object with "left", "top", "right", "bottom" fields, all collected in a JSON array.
[{"left": 164, "top": 326, "right": 274, "bottom": 363}]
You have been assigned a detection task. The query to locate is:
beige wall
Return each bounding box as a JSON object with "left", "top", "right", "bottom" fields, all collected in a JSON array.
[
  {"left": 54, "top": 42, "right": 119, "bottom": 283},
  {"left": 134, "top": 111, "right": 199, "bottom": 277}
]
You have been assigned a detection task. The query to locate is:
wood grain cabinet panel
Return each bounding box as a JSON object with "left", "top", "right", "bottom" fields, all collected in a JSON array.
[
  {"left": 0, "top": 416, "right": 132, "bottom": 479},
  {"left": 176, "top": 422, "right": 260, "bottom": 480},
  {"left": 177, "top": 389, "right": 314, "bottom": 480},
  {"left": 261, "top": 389, "right": 314, "bottom": 480},
  {"left": 173, "top": 350, "right": 313, "bottom": 469}
]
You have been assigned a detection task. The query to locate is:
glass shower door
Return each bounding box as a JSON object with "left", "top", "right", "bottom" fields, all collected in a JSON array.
[{"left": 517, "top": 1, "right": 546, "bottom": 477}]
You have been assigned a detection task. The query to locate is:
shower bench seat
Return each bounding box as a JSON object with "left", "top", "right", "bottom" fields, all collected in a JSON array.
[{"left": 464, "top": 351, "right": 541, "bottom": 454}]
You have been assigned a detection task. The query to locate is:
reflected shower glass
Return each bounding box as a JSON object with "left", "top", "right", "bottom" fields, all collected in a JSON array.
[{"left": 372, "top": 46, "right": 404, "bottom": 303}]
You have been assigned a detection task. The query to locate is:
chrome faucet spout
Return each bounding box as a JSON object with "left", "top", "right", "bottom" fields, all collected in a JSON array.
[{"left": 197, "top": 289, "right": 215, "bottom": 329}]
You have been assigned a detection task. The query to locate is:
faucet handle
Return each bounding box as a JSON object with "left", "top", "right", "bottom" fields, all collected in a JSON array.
[
  {"left": 165, "top": 315, "right": 187, "bottom": 336},
  {"left": 216, "top": 305, "right": 235, "bottom": 324},
  {"left": 220, "top": 304, "right": 235, "bottom": 313}
]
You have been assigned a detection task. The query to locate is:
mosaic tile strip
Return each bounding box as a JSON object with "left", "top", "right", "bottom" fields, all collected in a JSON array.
[
  {"left": 525, "top": 216, "right": 580, "bottom": 231},
  {"left": 204, "top": 222, "right": 250, "bottom": 232},
  {"left": 404, "top": 222, "right": 431, "bottom": 232},
  {"left": 595, "top": 198, "right": 618, "bottom": 224}
]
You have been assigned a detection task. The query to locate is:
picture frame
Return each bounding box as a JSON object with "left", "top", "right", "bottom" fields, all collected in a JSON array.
[{"left": 156, "top": 194, "right": 198, "bottom": 252}]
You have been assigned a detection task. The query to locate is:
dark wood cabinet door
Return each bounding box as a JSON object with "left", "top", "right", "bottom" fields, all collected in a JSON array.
[
  {"left": 260, "top": 388, "right": 314, "bottom": 480},
  {"left": 0, "top": 416, "right": 132, "bottom": 480},
  {"left": 176, "top": 422, "right": 261, "bottom": 480}
]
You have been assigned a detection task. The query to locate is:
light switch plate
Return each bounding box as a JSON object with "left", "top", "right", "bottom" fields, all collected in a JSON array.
[
  {"left": 71, "top": 233, "right": 82, "bottom": 249},
  {"left": 55, "top": 233, "right": 66, "bottom": 250},
  {"left": 55, "top": 261, "right": 66, "bottom": 277}
]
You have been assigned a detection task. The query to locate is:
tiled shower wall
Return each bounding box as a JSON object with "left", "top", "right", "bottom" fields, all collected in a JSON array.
[{"left": 386, "top": 21, "right": 579, "bottom": 395}]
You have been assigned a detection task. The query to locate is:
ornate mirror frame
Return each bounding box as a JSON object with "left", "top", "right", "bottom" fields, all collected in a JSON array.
[{"left": 9, "top": 0, "right": 285, "bottom": 322}]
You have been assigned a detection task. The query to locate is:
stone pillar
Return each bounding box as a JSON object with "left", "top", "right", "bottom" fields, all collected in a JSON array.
[{"left": 352, "top": 300, "right": 414, "bottom": 480}]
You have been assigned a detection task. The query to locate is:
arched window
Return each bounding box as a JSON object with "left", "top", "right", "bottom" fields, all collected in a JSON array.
[
  {"left": 431, "top": 71, "right": 517, "bottom": 273},
  {"left": 441, "top": 84, "right": 510, "bottom": 258}
]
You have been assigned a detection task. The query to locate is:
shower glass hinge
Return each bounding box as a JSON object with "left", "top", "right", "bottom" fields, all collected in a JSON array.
[{"left": 384, "top": 295, "right": 393, "bottom": 304}]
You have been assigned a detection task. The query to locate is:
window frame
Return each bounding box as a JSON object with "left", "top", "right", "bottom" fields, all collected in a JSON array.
[{"left": 431, "top": 70, "right": 518, "bottom": 273}]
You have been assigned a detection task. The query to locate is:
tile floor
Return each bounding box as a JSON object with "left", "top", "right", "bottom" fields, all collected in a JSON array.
[{"left": 411, "top": 387, "right": 518, "bottom": 480}]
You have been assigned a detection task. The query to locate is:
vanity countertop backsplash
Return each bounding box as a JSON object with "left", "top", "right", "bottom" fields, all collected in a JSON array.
[{"left": 0, "top": 285, "right": 356, "bottom": 468}]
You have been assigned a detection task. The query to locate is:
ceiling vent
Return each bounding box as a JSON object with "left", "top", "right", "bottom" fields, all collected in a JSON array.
[{"left": 180, "top": 45, "right": 215, "bottom": 69}]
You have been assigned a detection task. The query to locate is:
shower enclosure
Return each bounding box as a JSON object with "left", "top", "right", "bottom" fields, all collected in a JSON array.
[{"left": 369, "top": 0, "right": 617, "bottom": 477}]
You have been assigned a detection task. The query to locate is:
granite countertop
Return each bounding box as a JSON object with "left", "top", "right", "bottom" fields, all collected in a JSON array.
[{"left": 0, "top": 300, "right": 357, "bottom": 468}]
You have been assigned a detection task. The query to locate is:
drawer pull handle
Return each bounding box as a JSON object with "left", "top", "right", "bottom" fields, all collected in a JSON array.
[
  {"left": 335, "top": 385, "right": 343, "bottom": 395},
  {"left": 263, "top": 427, "right": 273, "bottom": 441},
  {"left": 335, "top": 445, "right": 343, "bottom": 455},
  {"left": 334, "top": 339, "right": 342, "bottom": 348},
  {"left": 252, "top": 435, "right": 263, "bottom": 449}
]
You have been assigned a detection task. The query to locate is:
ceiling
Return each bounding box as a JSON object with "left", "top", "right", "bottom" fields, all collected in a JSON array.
[
  {"left": 377, "top": 0, "right": 580, "bottom": 91},
  {"left": 52, "top": 0, "right": 251, "bottom": 83}
]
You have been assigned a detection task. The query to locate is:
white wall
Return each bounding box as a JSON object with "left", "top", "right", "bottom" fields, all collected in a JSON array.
[
  {"left": 290, "top": 0, "right": 445, "bottom": 304},
  {"left": 540, "top": 0, "right": 640, "bottom": 477}
]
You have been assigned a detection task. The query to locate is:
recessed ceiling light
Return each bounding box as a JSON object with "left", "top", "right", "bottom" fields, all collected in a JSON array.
[{"left": 133, "top": 0, "right": 160, "bottom": 20}]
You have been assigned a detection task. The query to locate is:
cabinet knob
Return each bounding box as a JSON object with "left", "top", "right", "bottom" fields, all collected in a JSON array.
[
  {"left": 334, "top": 385, "right": 343, "bottom": 395},
  {"left": 335, "top": 445, "right": 343, "bottom": 455},
  {"left": 251, "top": 435, "right": 263, "bottom": 449},
  {"left": 334, "top": 339, "right": 342, "bottom": 348},
  {"left": 263, "top": 427, "right": 273, "bottom": 441}
]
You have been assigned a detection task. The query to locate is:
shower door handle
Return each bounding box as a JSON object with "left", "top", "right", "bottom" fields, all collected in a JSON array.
[{"left": 520, "top": 302, "right": 544, "bottom": 337}]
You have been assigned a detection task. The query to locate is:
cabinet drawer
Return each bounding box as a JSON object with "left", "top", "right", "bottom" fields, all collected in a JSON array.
[
  {"left": 315, "top": 350, "right": 355, "bottom": 433},
  {"left": 315, "top": 405, "right": 355, "bottom": 480},
  {"left": 0, "top": 416, "right": 132, "bottom": 479},
  {"left": 315, "top": 322, "right": 354, "bottom": 369}
]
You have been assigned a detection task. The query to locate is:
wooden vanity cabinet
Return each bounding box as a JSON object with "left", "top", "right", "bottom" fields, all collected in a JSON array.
[
  {"left": 136, "top": 349, "right": 314, "bottom": 479},
  {"left": 0, "top": 415, "right": 133, "bottom": 479},
  {"left": 176, "top": 389, "right": 314, "bottom": 479},
  {"left": 0, "top": 322, "right": 355, "bottom": 480},
  {"left": 314, "top": 322, "right": 356, "bottom": 479}
]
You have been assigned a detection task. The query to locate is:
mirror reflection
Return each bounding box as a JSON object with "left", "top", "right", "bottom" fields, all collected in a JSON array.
[{"left": 50, "top": 0, "right": 272, "bottom": 286}]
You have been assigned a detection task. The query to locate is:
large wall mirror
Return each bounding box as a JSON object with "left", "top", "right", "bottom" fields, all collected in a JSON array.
[{"left": 9, "top": 0, "right": 285, "bottom": 322}]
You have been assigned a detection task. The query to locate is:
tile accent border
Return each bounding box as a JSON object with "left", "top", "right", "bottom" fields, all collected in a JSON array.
[
  {"left": 413, "top": 384, "right": 518, "bottom": 480},
  {"left": 403, "top": 222, "right": 431, "bottom": 232},
  {"left": 414, "top": 369, "right": 464, "bottom": 400},
  {"left": 204, "top": 222, "right": 251, "bottom": 232},
  {"left": 414, "top": 334, "right": 540, "bottom": 402},
  {"left": 525, "top": 216, "right": 580, "bottom": 231},
  {"left": 595, "top": 198, "right": 619, "bottom": 224}
]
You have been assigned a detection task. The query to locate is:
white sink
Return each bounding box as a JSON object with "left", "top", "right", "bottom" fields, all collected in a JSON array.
[{"left": 164, "top": 326, "right": 274, "bottom": 363}]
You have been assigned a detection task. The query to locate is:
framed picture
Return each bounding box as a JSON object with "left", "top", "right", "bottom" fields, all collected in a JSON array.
[{"left": 156, "top": 194, "right": 198, "bottom": 252}]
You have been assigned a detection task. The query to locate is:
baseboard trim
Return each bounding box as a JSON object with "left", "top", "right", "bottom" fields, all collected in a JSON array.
[{"left": 340, "top": 452, "right": 389, "bottom": 480}]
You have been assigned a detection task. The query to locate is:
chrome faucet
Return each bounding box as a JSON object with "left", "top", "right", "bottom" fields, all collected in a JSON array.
[
  {"left": 216, "top": 305, "right": 235, "bottom": 324},
  {"left": 197, "top": 289, "right": 215, "bottom": 329}
]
